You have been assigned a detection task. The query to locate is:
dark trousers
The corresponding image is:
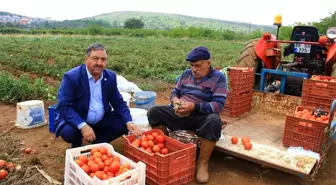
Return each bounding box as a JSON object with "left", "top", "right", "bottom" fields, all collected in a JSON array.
[
  {"left": 147, "top": 105, "right": 222, "bottom": 141},
  {"left": 58, "top": 114, "right": 128, "bottom": 148}
]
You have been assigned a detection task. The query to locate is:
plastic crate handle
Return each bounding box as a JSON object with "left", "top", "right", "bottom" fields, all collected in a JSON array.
[
  {"left": 315, "top": 83, "right": 328, "bottom": 88},
  {"left": 175, "top": 154, "right": 187, "bottom": 160}
]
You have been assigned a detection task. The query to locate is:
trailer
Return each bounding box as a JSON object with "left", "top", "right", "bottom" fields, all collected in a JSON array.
[{"left": 215, "top": 91, "right": 335, "bottom": 181}]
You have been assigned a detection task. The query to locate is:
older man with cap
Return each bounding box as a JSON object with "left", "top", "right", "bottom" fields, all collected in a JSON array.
[{"left": 147, "top": 46, "right": 227, "bottom": 183}]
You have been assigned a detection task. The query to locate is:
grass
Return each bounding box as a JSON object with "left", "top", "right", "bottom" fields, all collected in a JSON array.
[
  {"left": 0, "top": 34, "right": 245, "bottom": 103},
  {"left": 0, "top": 35, "right": 243, "bottom": 83}
]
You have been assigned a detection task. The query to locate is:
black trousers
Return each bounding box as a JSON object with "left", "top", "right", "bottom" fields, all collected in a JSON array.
[{"left": 147, "top": 105, "right": 222, "bottom": 141}]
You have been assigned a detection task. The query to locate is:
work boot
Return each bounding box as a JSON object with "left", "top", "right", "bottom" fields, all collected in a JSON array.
[
  {"left": 196, "top": 138, "right": 216, "bottom": 184},
  {"left": 151, "top": 125, "right": 168, "bottom": 135}
]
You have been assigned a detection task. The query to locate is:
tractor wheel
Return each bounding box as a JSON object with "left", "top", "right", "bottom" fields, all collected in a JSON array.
[
  {"left": 331, "top": 63, "right": 336, "bottom": 77},
  {"left": 236, "top": 38, "right": 262, "bottom": 89}
]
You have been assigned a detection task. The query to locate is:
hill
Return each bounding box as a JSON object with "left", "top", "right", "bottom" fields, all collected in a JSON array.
[
  {"left": 83, "top": 11, "right": 276, "bottom": 32},
  {"left": 1, "top": 10, "right": 276, "bottom": 33}
]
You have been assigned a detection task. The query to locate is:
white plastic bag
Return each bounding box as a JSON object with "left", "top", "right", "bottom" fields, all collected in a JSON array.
[{"left": 117, "top": 75, "right": 142, "bottom": 93}]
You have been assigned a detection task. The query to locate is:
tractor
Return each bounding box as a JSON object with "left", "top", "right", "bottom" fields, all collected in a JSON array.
[{"left": 236, "top": 15, "right": 336, "bottom": 96}]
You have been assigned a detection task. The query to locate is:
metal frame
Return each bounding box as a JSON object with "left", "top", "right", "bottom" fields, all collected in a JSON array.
[{"left": 259, "top": 69, "right": 309, "bottom": 94}]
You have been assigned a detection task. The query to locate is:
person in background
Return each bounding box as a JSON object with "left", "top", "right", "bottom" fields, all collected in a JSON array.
[
  {"left": 54, "top": 43, "right": 141, "bottom": 148},
  {"left": 147, "top": 46, "right": 227, "bottom": 184}
]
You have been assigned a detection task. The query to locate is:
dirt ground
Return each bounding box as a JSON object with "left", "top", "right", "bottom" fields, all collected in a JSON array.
[{"left": 0, "top": 90, "right": 335, "bottom": 185}]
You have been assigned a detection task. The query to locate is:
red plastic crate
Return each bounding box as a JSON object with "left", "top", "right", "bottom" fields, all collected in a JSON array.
[
  {"left": 302, "top": 76, "right": 336, "bottom": 99},
  {"left": 227, "top": 67, "right": 255, "bottom": 94},
  {"left": 221, "top": 91, "right": 252, "bottom": 117},
  {"left": 282, "top": 106, "right": 331, "bottom": 154},
  {"left": 122, "top": 129, "right": 197, "bottom": 185},
  {"left": 301, "top": 94, "right": 333, "bottom": 110},
  {"left": 221, "top": 106, "right": 252, "bottom": 117}
]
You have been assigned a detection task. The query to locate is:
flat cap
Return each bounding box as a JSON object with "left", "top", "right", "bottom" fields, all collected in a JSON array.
[{"left": 186, "top": 46, "right": 211, "bottom": 62}]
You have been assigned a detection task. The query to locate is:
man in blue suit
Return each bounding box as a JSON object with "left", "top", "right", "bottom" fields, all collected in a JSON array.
[{"left": 55, "top": 43, "right": 141, "bottom": 148}]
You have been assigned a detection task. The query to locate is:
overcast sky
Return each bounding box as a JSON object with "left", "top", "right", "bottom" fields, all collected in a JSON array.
[{"left": 1, "top": 0, "right": 335, "bottom": 26}]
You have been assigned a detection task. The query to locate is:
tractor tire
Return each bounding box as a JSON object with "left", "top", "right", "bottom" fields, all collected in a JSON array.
[
  {"left": 236, "top": 38, "right": 259, "bottom": 68},
  {"left": 236, "top": 38, "right": 262, "bottom": 89},
  {"left": 331, "top": 63, "right": 336, "bottom": 77}
]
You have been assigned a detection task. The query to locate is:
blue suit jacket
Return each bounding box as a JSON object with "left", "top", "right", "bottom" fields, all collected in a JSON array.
[{"left": 54, "top": 64, "right": 132, "bottom": 137}]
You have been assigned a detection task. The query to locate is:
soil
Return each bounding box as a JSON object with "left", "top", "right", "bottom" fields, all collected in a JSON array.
[{"left": 0, "top": 90, "right": 335, "bottom": 185}]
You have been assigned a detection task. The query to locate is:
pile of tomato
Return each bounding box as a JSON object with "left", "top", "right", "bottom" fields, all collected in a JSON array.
[
  {"left": 311, "top": 75, "right": 336, "bottom": 82},
  {"left": 75, "top": 147, "right": 132, "bottom": 180},
  {"left": 231, "top": 136, "right": 252, "bottom": 150},
  {"left": 294, "top": 108, "right": 329, "bottom": 123},
  {"left": 131, "top": 132, "right": 169, "bottom": 155}
]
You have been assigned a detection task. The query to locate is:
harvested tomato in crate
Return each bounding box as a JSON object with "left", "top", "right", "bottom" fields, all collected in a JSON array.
[
  {"left": 64, "top": 143, "right": 146, "bottom": 185},
  {"left": 122, "top": 129, "right": 197, "bottom": 185},
  {"left": 301, "top": 75, "right": 336, "bottom": 110},
  {"left": 282, "top": 106, "right": 334, "bottom": 154}
]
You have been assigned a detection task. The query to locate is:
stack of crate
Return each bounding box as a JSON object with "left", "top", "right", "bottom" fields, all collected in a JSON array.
[
  {"left": 282, "top": 75, "right": 336, "bottom": 154},
  {"left": 221, "top": 67, "right": 255, "bottom": 117},
  {"left": 301, "top": 75, "right": 336, "bottom": 110}
]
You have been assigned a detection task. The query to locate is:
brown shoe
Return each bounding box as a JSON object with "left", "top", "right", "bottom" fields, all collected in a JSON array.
[{"left": 196, "top": 138, "right": 216, "bottom": 184}]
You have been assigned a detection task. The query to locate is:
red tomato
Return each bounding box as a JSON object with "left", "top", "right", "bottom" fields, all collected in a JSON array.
[
  {"left": 24, "top": 148, "right": 32, "bottom": 154},
  {"left": 101, "top": 155, "right": 108, "bottom": 161},
  {"left": 156, "top": 135, "right": 165, "bottom": 143},
  {"left": 78, "top": 155, "right": 88, "bottom": 164},
  {"left": 98, "top": 162, "right": 105, "bottom": 170},
  {"left": 104, "top": 159, "right": 112, "bottom": 166},
  {"left": 146, "top": 135, "right": 154, "bottom": 141},
  {"left": 157, "top": 143, "right": 165, "bottom": 149},
  {"left": 140, "top": 135, "right": 148, "bottom": 142},
  {"left": 141, "top": 141, "right": 149, "bottom": 148},
  {"left": 107, "top": 152, "right": 113, "bottom": 158},
  {"left": 115, "top": 171, "right": 122, "bottom": 177},
  {"left": 102, "top": 174, "right": 109, "bottom": 180},
  {"left": 0, "top": 160, "right": 6, "bottom": 168},
  {"left": 112, "top": 156, "right": 120, "bottom": 163},
  {"left": 241, "top": 137, "right": 250, "bottom": 145},
  {"left": 107, "top": 172, "right": 114, "bottom": 178},
  {"left": 82, "top": 165, "right": 90, "bottom": 174},
  {"left": 145, "top": 147, "right": 153, "bottom": 154},
  {"left": 103, "top": 166, "right": 109, "bottom": 173},
  {"left": 91, "top": 147, "right": 99, "bottom": 155},
  {"left": 147, "top": 140, "right": 155, "bottom": 148},
  {"left": 93, "top": 152, "right": 102, "bottom": 159},
  {"left": 152, "top": 145, "right": 161, "bottom": 153},
  {"left": 122, "top": 163, "right": 131, "bottom": 170},
  {"left": 89, "top": 173, "right": 95, "bottom": 178},
  {"left": 0, "top": 169, "right": 8, "bottom": 180},
  {"left": 76, "top": 160, "right": 83, "bottom": 167},
  {"left": 90, "top": 163, "right": 100, "bottom": 173},
  {"left": 94, "top": 158, "right": 102, "bottom": 164},
  {"left": 244, "top": 142, "right": 252, "bottom": 150},
  {"left": 109, "top": 161, "right": 120, "bottom": 173},
  {"left": 151, "top": 132, "right": 159, "bottom": 138},
  {"left": 95, "top": 171, "right": 104, "bottom": 180},
  {"left": 161, "top": 148, "right": 169, "bottom": 155},
  {"left": 231, "top": 136, "right": 238, "bottom": 144},
  {"left": 132, "top": 141, "right": 140, "bottom": 148},
  {"left": 99, "top": 147, "right": 108, "bottom": 155},
  {"left": 134, "top": 139, "right": 141, "bottom": 144}
]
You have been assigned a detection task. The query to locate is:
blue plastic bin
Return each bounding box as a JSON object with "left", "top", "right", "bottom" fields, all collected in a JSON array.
[
  {"left": 134, "top": 91, "right": 157, "bottom": 110},
  {"left": 48, "top": 104, "right": 58, "bottom": 133}
]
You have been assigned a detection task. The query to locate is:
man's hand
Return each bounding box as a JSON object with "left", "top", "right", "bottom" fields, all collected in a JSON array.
[
  {"left": 171, "top": 97, "right": 183, "bottom": 106},
  {"left": 176, "top": 101, "right": 195, "bottom": 115},
  {"left": 126, "top": 122, "right": 141, "bottom": 136},
  {"left": 81, "top": 124, "right": 96, "bottom": 143}
]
